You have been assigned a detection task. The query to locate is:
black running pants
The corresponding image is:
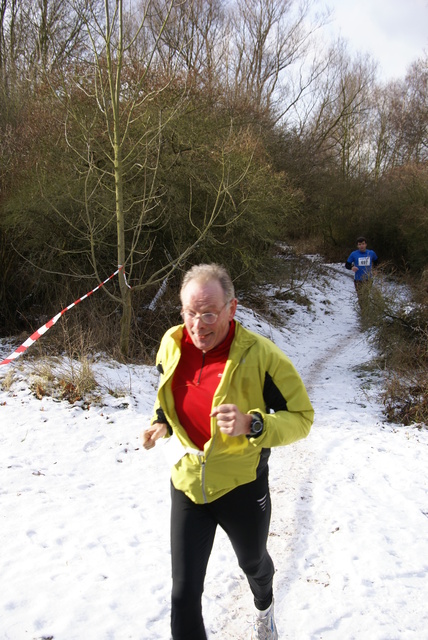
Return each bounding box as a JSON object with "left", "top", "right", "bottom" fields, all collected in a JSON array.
[{"left": 170, "top": 468, "right": 275, "bottom": 640}]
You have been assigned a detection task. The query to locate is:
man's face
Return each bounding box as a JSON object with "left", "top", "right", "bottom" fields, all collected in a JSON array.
[
  {"left": 357, "top": 241, "right": 367, "bottom": 251},
  {"left": 180, "top": 279, "right": 237, "bottom": 352}
]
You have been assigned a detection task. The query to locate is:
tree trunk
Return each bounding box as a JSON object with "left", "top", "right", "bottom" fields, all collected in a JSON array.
[
  {"left": 119, "top": 283, "right": 132, "bottom": 357},
  {"left": 114, "top": 125, "right": 130, "bottom": 356}
]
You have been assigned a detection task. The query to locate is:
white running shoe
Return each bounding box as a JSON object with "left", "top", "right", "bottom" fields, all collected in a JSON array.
[{"left": 251, "top": 601, "right": 278, "bottom": 639}]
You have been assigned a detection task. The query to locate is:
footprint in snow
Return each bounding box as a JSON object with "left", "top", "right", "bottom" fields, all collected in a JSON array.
[{"left": 83, "top": 436, "right": 106, "bottom": 452}]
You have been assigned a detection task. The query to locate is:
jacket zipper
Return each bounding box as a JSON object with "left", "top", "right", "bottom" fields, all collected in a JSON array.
[
  {"left": 194, "top": 351, "right": 211, "bottom": 502},
  {"left": 201, "top": 458, "right": 207, "bottom": 503},
  {"left": 200, "top": 355, "right": 244, "bottom": 503}
]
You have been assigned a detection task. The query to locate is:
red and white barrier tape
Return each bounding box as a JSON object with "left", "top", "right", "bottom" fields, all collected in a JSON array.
[{"left": 0, "top": 266, "right": 127, "bottom": 367}]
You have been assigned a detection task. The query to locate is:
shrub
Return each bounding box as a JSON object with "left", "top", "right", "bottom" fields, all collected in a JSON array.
[{"left": 360, "top": 272, "right": 428, "bottom": 426}]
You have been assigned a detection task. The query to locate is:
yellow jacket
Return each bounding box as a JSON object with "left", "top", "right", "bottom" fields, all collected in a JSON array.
[{"left": 153, "top": 321, "right": 314, "bottom": 504}]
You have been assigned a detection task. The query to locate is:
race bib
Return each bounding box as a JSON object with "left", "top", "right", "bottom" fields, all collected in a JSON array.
[{"left": 358, "top": 257, "right": 371, "bottom": 267}]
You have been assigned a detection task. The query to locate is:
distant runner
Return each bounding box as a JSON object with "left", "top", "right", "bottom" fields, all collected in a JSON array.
[{"left": 345, "top": 236, "right": 378, "bottom": 301}]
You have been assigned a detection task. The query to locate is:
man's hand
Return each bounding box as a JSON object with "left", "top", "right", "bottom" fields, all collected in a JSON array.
[
  {"left": 211, "top": 404, "right": 252, "bottom": 437},
  {"left": 141, "top": 423, "right": 168, "bottom": 450}
]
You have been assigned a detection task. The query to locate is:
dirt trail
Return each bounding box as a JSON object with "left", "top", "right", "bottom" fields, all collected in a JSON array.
[{"left": 210, "top": 264, "right": 381, "bottom": 638}]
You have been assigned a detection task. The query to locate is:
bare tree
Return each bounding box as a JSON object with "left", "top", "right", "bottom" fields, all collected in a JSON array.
[
  {"left": 369, "top": 82, "right": 404, "bottom": 181},
  {"left": 368, "top": 55, "right": 428, "bottom": 180},
  {"left": 0, "top": 0, "right": 21, "bottom": 91},
  {"left": 149, "top": 0, "right": 225, "bottom": 92},
  {"left": 396, "top": 57, "right": 428, "bottom": 164},
  {"left": 301, "top": 41, "right": 377, "bottom": 177},
  {"left": 0, "top": 0, "right": 7, "bottom": 81},
  {"left": 224, "top": 0, "right": 326, "bottom": 118},
  {"left": 0, "top": 0, "right": 88, "bottom": 89},
  {"left": 45, "top": 0, "right": 256, "bottom": 356}
]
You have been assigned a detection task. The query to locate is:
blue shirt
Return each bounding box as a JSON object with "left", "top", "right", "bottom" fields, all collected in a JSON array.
[{"left": 346, "top": 249, "right": 378, "bottom": 281}]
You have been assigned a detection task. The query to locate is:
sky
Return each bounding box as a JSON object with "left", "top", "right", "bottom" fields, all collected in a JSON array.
[
  {"left": 1, "top": 259, "right": 428, "bottom": 639},
  {"left": 322, "top": 0, "right": 428, "bottom": 81}
]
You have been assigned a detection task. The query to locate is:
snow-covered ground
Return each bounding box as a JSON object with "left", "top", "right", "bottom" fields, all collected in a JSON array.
[{"left": 1, "top": 263, "right": 427, "bottom": 640}]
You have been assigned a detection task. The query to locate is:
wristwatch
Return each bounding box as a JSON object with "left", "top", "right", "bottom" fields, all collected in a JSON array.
[{"left": 246, "top": 412, "right": 264, "bottom": 439}]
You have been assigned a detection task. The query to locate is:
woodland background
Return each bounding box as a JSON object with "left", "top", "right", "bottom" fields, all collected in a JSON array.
[{"left": 0, "top": 0, "right": 427, "bottom": 422}]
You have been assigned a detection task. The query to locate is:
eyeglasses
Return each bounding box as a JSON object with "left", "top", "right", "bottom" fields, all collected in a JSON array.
[{"left": 181, "top": 301, "right": 230, "bottom": 325}]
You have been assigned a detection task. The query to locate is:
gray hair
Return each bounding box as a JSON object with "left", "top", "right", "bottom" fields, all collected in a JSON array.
[{"left": 180, "top": 264, "right": 235, "bottom": 302}]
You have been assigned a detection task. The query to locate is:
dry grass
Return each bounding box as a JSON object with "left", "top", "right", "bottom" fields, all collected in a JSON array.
[
  {"left": 382, "top": 372, "right": 428, "bottom": 427},
  {"left": 0, "top": 369, "right": 15, "bottom": 392},
  {"left": 359, "top": 272, "right": 428, "bottom": 427},
  {"left": 27, "top": 356, "right": 98, "bottom": 404}
]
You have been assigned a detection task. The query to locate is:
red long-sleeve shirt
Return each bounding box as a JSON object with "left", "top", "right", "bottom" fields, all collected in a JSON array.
[{"left": 172, "top": 321, "right": 236, "bottom": 450}]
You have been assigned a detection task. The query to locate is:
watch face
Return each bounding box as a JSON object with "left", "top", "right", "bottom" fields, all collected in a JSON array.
[{"left": 251, "top": 419, "right": 263, "bottom": 434}]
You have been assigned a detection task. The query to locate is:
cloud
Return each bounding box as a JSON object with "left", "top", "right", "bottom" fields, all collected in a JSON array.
[{"left": 325, "top": 0, "right": 428, "bottom": 80}]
